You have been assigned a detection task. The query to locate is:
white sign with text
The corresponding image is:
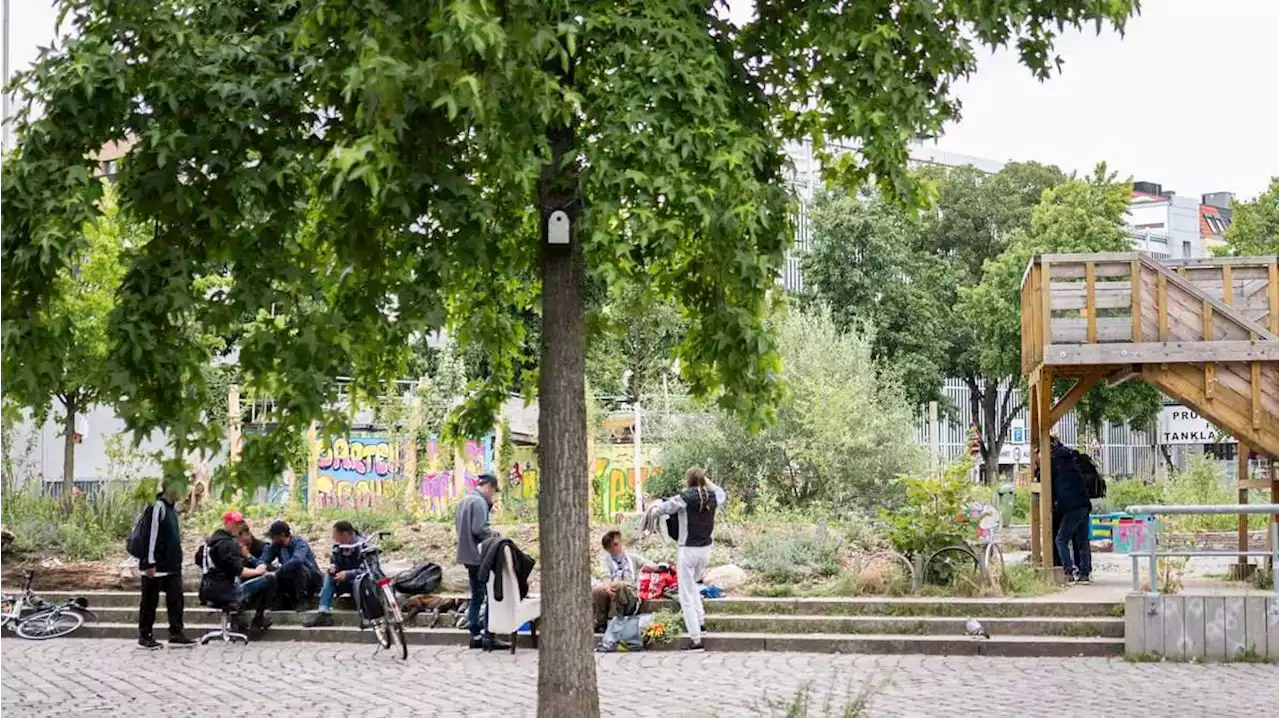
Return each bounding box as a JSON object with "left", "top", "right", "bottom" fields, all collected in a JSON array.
[{"left": 1159, "top": 406, "right": 1235, "bottom": 445}]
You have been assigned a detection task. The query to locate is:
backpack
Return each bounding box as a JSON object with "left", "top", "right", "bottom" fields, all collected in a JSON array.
[
  {"left": 124, "top": 503, "right": 154, "bottom": 559},
  {"left": 1076, "top": 451, "right": 1106, "bottom": 499},
  {"left": 195, "top": 541, "right": 236, "bottom": 607},
  {"left": 392, "top": 563, "right": 442, "bottom": 596},
  {"left": 353, "top": 573, "right": 385, "bottom": 621}
]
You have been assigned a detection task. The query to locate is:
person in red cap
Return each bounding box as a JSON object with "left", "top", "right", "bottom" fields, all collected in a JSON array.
[
  {"left": 136, "top": 482, "right": 194, "bottom": 649},
  {"left": 196, "top": 511, "right": 275, "bottom": 633}
]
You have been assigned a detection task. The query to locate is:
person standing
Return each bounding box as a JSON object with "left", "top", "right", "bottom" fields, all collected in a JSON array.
[
  {"left": 1050, "top": 436, "right": 1092, "bottom": 585},
  {"left": 137, "top": 483, "right": 194, "bottom": 649},
  {"left": 454, "top": 473, "right": 507, "bottom": 650},
  {"left": 653, "top": 466, "right": 725, "bottom": 651}
]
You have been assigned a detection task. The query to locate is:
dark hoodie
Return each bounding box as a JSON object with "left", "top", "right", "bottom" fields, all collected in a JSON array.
[
  {"left": 195, "top": 528, "right": 245, "bottom": 606},
  {"left": 656, "top": 485, "right": 726, "bottom": 548}
]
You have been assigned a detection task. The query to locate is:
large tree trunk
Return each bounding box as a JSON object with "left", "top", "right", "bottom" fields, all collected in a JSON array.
[
  {"left": 535, "top": 63, "right": 599, "bottom": 716},
  {"left": 61, "top": 394, "right": 76, "bottom": 499}
]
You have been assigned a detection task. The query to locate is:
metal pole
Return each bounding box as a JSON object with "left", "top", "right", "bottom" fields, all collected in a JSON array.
[
  {"left": 1148, "top": 521, "right": 1159, "bottom": 595},
  {"left": 928, "top": 401, "right": 939, "bottom": 473},
  {"left": 1131, "top": 554, "right": 1140, "bottom": 592}
]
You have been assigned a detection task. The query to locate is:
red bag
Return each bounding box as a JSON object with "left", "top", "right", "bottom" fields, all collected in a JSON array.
[{"left": 638, "top": 566, "right": 678, "bottom": 601}]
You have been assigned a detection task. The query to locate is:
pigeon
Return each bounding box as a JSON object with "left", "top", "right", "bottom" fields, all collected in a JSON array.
[{"left": 965, "top": 618, "right": 990, "bottom": 639}]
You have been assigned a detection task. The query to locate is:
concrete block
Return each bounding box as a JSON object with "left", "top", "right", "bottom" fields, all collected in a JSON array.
[
  {"left": 1244, "top": 596, "right": 1266, "bottom": 657},
  {"left": 1224, "top": 596, "right": 1246, "bottom": 661},
  {"left": 1143, "top": 594, "right": 1164, "bottom": 655},
  {"left": 1204, "top": 596, "right": 1226, "bottom": 662},
  {"left": 1267, "top": 597, "right": 1278, "bottom": 661},
  {"left": 1183, "top": 596, "right": 1205, "bottom": 661},
  {"left": 1124, "top": 594, "right": 1145, "bottom": 656},
  {"left": 1162, "top": 595, "right": 1186, "bottom": 661}
]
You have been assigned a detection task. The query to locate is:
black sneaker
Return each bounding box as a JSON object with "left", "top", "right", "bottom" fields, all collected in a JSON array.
[
  {"left": 303, "top": 612, "right": 334, "bottom": 628},
  {"left": 138, "top": 636, "right": 162, "bottom": 650},
  {"left": 469, "top": 635, "right": 484, "bottom": 650},
  {"left": 251, "top": 615, "right": 273, "bottom": 632},
  {"left": 1077, "top": 575, "right": 1092, "bottom": 585},
  {"left": 594, "top": 642, "right": 616, "bottom": 653},
  {"left": 681, "top": 641, "right": 705, "bottom": 651},
  {"left": 168, "top": 634, "right": 196, "bottom": 647},
  {"left": 482, "top": 635, "right": 511, "bottom": 651}
]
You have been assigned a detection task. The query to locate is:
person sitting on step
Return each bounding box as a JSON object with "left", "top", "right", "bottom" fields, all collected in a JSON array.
[{"left": 302, "top": 520, "right": 369, "bottom": 628}]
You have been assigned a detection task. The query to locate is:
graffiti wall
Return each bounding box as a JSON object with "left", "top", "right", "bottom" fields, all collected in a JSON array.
[
  {"left": 312, "top": 436, "right": 405, "bottom": 509},
  {"left": 594, "top": 444, "right": 664, "bottom": 517},
  {"left": 506, "top": 446, "right": 540, "bottom": 504},
  {"left": 418, "top": 436, "right": 495, "bottom": 517}
]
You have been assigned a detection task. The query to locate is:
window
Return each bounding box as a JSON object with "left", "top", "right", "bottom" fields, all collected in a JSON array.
[{"left": 1182, "top": 241, "right": 1192, "bottom": 258}]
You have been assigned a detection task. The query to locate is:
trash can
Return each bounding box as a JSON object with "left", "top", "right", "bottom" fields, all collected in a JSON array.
[{"left": 995, "top": 482, "right": 1015, "bottom": 527}]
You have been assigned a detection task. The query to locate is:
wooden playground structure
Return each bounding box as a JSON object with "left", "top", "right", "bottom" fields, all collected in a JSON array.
[{"left": 1020, "top": 252, "right": 1279, "bottom": 573}]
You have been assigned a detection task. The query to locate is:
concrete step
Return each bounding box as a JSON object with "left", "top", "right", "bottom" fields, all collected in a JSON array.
[
  {"left": 93, "top": 606, "right": 454, "bottom": 629},
  {"left": 704, "top": 614, "right": 1125, "bottom": 638},
  {"left": 35, "top": 591, "right": 1124, "bottom": 618},
  {"left": 56, "top": 622, "right": 1124, "bottom": 657}
]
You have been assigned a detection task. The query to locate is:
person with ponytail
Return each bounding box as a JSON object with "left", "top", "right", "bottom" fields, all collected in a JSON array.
[{"left": 651, "top": 466, "right": 726, "bottom": 651}]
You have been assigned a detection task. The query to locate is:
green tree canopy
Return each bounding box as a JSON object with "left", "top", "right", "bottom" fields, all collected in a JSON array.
[
  {"left": 1215, "top": 177, "right": 1279, "bottom": 257},
  {"left": 2, "top": 1, "right": 1138, "bottom": 713}
]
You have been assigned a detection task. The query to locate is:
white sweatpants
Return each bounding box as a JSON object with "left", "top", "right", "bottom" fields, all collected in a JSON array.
[{"left": 676, "top": 544, "right": 711, "bottom": 643}]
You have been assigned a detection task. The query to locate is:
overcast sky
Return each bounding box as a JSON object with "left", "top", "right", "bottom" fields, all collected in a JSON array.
[{"left": 8, "top": 0, "right": 1278, "bottom": 199}]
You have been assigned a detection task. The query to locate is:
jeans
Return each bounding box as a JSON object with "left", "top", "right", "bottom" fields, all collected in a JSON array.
[
  {"left": 466, "top": 564, "right": 487, "bottom": 637},
  {"left": 275, "top": 563, "right": 322, "bottom": 607},
  {"left": 236, "top": 574, "right": 278, "bottom": 618},
  {"left": 317, "top": 575, "right": 353, "bottom": 613},
  {"left": 139, "top": 573, "right": 184, "bottom": 638},
  {"left": 1055, "top": 506, "right": 1092, "bottom": 578}
]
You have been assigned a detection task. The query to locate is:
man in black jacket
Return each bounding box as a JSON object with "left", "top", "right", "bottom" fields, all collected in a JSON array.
[
  {"left": 199, "top": 511, "right": 276, "bottom": 632},
  {"left": 1050, "top": 437, "right": 1093, "bottom": 585},
  {"left": 138, "top": 483, "right": 194, "bottom": 649}
]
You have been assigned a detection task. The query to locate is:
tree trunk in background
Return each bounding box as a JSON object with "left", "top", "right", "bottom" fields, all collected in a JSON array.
[
  {"left": 535, "top": 60, "right": 599, "bottom": 716},
  {"left": 61, "top": 394, "right": 76, "bottom": 499}
]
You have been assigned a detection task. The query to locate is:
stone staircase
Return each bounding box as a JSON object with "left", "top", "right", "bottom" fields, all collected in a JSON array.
[{"left": 33, "top": 591, "right": 1125, "bottom": 657}]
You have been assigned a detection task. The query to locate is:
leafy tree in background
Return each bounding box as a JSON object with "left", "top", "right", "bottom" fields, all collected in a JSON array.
[
  {"left": 2, "top": 1, "right": 1138, "bottom": 712},
  {"left": 1215, "top": 177, "right": 1279, "bottom": 258},
  {"left": 661, "top": 309, "right": 921, "bottom": 513},
  {"left": 585, "top": 284, "right": 685, "bottom": 405},
  {"left": 805, "top": 162, "right": 1066, "bottom": 479},
  {"left": 1, "top": 182, "right": 137, "bottom": 497},
  {"left": 960, "top": 164, "right": 1162, "bottom": 451}
]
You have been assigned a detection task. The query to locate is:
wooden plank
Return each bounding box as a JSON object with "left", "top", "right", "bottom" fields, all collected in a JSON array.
[
  {"left": 1036, "top": 372, "right": 1055, "bottom": 570},
  {"left": 1224, "top": 596, "right": 1246, "bottom": 660},
  {"left": 1131, "top": 260, "right": 1142, "bottom": 342},
  {"left": 1215, "top": 361, "right": 1279, "bottom": 415},
  {"left": 1270, "top": 262, "right": 1279, "bottom": 334},
  {"left": 1124, "top": 594, "right": 1145, "bottom": 657},
  {"left": 1244, "top": 596, "right": 1266, "bottom": 658},
  {"left": 1085, "top": 262, "right": 1097, "bottom": 342},
  {"left": 1048, "top": 261, "right": 1133, "bottom": 279},
  {"left": 1158, "top": 273, "right": 1169, "bottom": 340},
  {"left": 1252, "top": 362, "right": 1262, "bottom": 429},
  {"left": 1165, "top": 256, "right": 1276, "bottom": 269},
  {"left": 1236, "top": 479, "right": 1277, "bottom": 490},
  {"left": 1049, "top": 283, "right": 1131, "bottom": 311},
  {"left": 1204, "top": 596, "right": 1227, "bottom": 661},
  {"left": 1184, "top": 596, "right": 1206, "bottom": 661},
  {"left": 1238, "top": 443, "right": 1251, "bottom": 567},
  {"left": 1150, "top": 255, "right": 1279, "bottom": 341},
  {"left": 1048, "top": 318, "right": 1134, "bottom": 343},
  {"left": 1222, "top": 265, "right": 1233, "bottom": 305},
  {"left": 1041, "top": 261, "right": 1052, "bottom": 360},
  {"left": 1041, "top": 341, "right": 1280, "bottom": 366},
  {"left": 1163, "top": 595, "right": 1187, "bottom": 661},
  {"left": 1205, "top": 362, "right": 1216, "bottom": 402}
]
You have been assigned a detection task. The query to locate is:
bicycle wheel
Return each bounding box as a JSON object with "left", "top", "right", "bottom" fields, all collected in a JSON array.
[
  {"left": 15, "top": 609, "right": 84, "bottom": 640},
  {"left": 924, "top": 545, "right": 981, "bottom": 588},
  {"left": 372, "top": 619, "right": 392, "bottom": 648},
  {"left": 390, "top": 621, "right": 408, "bottom": 660}
]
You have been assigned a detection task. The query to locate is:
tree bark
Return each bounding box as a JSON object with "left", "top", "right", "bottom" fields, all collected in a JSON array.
[
  {"left": 61, "top": 393, "right": 76, "bottom": 499},
  {"left": 535, "top": 52, "right": 599, "bottom": 717}
]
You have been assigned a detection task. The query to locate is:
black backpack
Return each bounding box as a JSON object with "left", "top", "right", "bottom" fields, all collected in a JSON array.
[
  {"left": 125, "top": 502, "right": 156, "bottom": 559},
  {"left": 392, "top": 562, "right": 443, "bottom": 596},
  {"left": 1076, "top": 451, "right": 1106, "bottom": 499},
  {"left": 353, "top": 573, "right": 385, "bottom": 621}
]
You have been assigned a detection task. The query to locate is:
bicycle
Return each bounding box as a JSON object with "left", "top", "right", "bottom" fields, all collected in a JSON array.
[
  {"left": 0, "top": 571, "right": 96, "bottom": 640},
  {"left": 334, "top": 531, "right": 407, "bottom": 660}
]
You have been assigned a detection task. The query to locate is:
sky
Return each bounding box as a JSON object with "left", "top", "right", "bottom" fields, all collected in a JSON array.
[{"left": 6, "top": 0, "right": 1279, "bottom": 200}]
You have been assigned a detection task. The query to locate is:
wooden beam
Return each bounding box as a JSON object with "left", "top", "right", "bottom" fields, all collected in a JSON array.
[
  {"left": 1237, "top": 478, "right": 1276, "bottom": 490},
  {"left": 1048, "top": 367, "right": 1109, "bottom": 426},
  {"left": 1270, "top": 262, "right": 1279, "bottom": 335},
  {"left": 1205, "top": 363, "right": 1216, "bottom": 402},
  {"left": 1036, "top": 371, "right": 1055, "bottom": 571},
  {"left": 1157, "top": 273, "right": 1169, "bottom": 341},
  {"left": 1130, "top": 260, "right": 1142, "bottom": 341},
  {"left": 1041, "top": 340, "right": 1280, "bottom": 366},
  {"left": 1041, "top": 260, "right": 1053, "bottom": 357},
  {"left": 1203, "top": 299, "right": 1215, "bottom": 401},
  {"left": 1148, "top": 255, "right": 1279, "bottom": 341},
  {"left": 1085, "top": 262, "right": 1097, "bottom": 343},
  {"left": 1252, "top": 361, "right": 1262, "bottom": 430},
  {"left": 1107, "top": 366, "right": 1140, "bottom": 388},
  {"left": 1222, "top": 265, "right": 1233, "bottom": 305}
]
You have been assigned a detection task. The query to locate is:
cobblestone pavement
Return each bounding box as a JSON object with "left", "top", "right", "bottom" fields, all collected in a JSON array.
[{"left": 2, "top": 639, "right": 1276, "bottom": 717}]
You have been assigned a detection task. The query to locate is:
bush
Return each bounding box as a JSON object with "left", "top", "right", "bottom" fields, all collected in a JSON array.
[
  {"left": 1, "top": 480, "right": 148, "bottom": 560},
  {"left": 659, "top": 308, "right": 922, "bottom": 514},
  {"left": 1100, "top": 478, "right": 1162, "bottom": 515},
  {"left": 1012, "top": 486, "right": 1031, "bottom": 524},
  {"left": 880, "top": 463, "right": 975, "bottom": 559},
  {"left": 740, "top": 525, "right": 844, "bottom": 585},
  {"left": 1160, "top": 455, "right": 1269, "bottom": 533}
]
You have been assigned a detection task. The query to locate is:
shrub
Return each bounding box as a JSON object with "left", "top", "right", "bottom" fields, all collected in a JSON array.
[
  {"left": 1101, "top": 478, "right": 1162, "bottom": 515},
  {"left": 1160, "top": 455, "right": 1269, "bottom": 533},
  {"left": 880, "top": 463, "right": 975, "bottom": 559},
  {"left": 1011, "top": 486, "right": 1031, "bottom": 524},
  {"left": 740, "top": 525, "right": 844, "bottom": 585},
  {"left": 0, "top": 480, "right": 147, "bottom": 560}
]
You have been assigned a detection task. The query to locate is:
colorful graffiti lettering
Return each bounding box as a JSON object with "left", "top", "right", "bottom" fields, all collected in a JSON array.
[
  {"left": 317, "top": 437, "right": 398, "bottom": 479},
  {"left": 417, "top": 437, "right": 495, "bottom": 517},
  {"left": 508, "top": 446, "right": 539, "bottom": 503},
  {"left": 593, "top": 445, "right": 663, "bottom": 517},
  {"left": 312, "top": 474, "right": 400, "bottom": 509}
]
